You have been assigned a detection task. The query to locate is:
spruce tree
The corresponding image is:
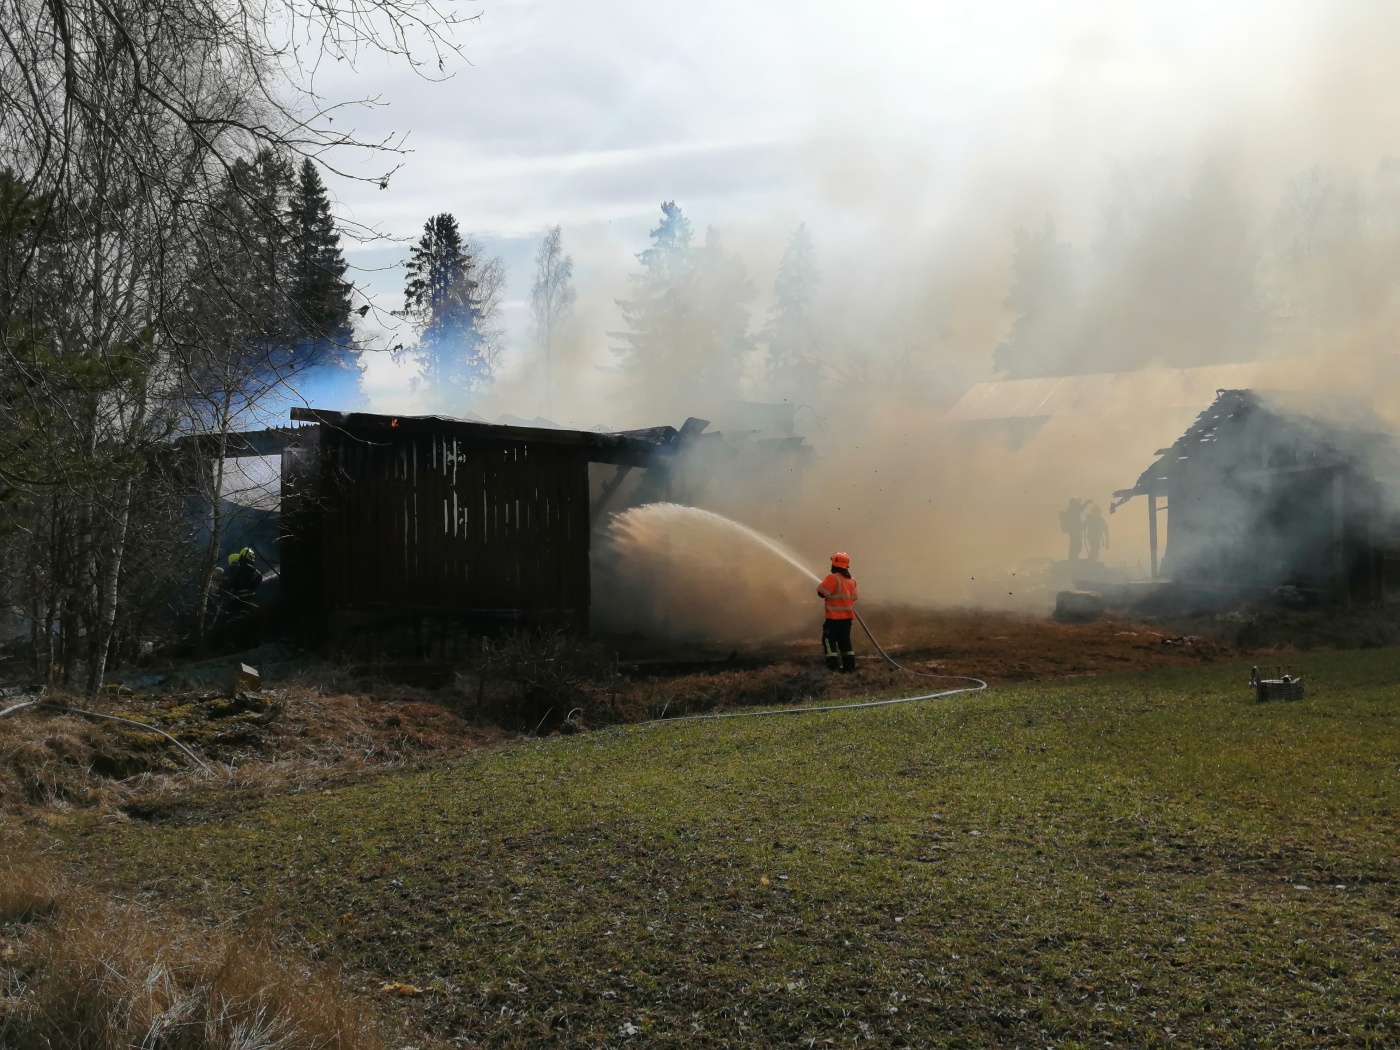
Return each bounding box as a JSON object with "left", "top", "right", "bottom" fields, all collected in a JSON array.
[
  {"left": 183, "top": 150, "right": 363, "bottom": 397},
  {"left": 612, "top": 201, "right": 696, "bottom": 409},
  {"left": 610, "top": 203, "right": 761, "bottom": 422},
  {"left": 691, "top": 227, "right": 755, "bottom": 404},
  {"left": 762, "top": 223, "right": 821, "bottom": 402},
  {"left": 613, "top": 202, "right": 756, "bottom": 419},
  {"left": 403, "top": 212, "right": 499, "bottom": 401},
  {"left": 226, "top": 148, "right": 296, "bottom": 347},
  {"left": 183, "top": 148, "right": 298, "bottom": 395},
  {"left": 993, "top": 216, "right": 1077, "bottom": 378},
  {"left": 287, "top": 159, "right": 353, "bottom": 362}
]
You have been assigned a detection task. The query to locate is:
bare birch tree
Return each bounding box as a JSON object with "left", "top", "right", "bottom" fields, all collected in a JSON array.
[
  {"left": 530, "top": 225, "right": 576, "bottom": 419},
  {"left": 0, "top": 0, "right": 471, "bottom": 690}
]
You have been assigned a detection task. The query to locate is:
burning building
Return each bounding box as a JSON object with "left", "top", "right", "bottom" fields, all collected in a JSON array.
[
  {"left": 202, "top": 407, "right": 812, "bottom": 640},
  {"left": 1111, "top": 389, "right": 1400, "bottom": 605},
  {"left": 277, "top": 408, "right": 689, "bottom": 638}
]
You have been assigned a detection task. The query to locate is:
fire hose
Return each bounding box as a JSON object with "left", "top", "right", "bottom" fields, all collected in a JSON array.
[
  {"left": 0, "top": 697, "right": 213, "bottom": 773},
  {"left": 633, "top": 610, "right": 987, "bottom": 727}
]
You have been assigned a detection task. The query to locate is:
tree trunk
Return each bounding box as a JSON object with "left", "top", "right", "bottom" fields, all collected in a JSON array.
[
  {"left": 42, "top": 597, "right": 56, "bottom": 684},
  {"left": 86, "top": 478, "right": 133, "bottom": 695},
  {"left": 195, "top": 400, "right": 233, "bottom": 650},
  {"left": 29, "top": 592, "right": 42, "bottom": 679},
  {"left": 57, "top": 594, "right": 73, "bottom": 687}
]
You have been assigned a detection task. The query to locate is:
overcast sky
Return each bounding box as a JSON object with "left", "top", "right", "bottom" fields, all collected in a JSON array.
[{"left": 303, "top": 0, "right": 1393, "bottom": 419}]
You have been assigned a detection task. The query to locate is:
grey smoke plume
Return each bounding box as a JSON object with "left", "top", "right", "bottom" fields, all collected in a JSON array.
[{"left": 471, "top": 2, "right": 1400, "bottom": 616}]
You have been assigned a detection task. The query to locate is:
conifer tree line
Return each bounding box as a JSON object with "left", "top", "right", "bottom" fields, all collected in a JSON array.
[
  {"left": 0, "top": 0, "right": 462, "bottom": 690},
  {"left": 188, "top": 151, "right": 358, "bottom": 386},
  {"left": 610, "top": 202, "right": 823, "bottom": 423},
  {"left": 994, "top": 160, "right": 1400, "bottom": 379},
  {"left": 397, "top": 204, "right": 825, "bottom": 424}
]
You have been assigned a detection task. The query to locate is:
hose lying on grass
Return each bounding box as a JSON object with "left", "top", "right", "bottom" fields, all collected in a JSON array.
[
  {"left": 0, "top": 698, "right": 213, "bottom": 774},
  {"left": 633, "top": 611, "right": 987, "bottom": 727},
  {"left": 610, "top": 514, "right": 991, "bottom": 727}
]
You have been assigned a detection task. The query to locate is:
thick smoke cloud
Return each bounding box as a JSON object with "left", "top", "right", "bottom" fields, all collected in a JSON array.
[
  {"left": 581, "top": 3, "right": 1400, "bottom": 632},
  {"left": 354, "top": 2, "right": 1400, "bottom": 634}
]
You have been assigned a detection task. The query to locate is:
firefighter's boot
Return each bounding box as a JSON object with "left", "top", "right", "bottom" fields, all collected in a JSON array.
[{"left": 823, "top": 634, "right": 841, "bottom": 672}]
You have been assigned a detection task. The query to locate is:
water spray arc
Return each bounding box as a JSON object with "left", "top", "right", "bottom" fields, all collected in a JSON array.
[{"left": 627, "top": 505, "right": 988, "bottom": 726}]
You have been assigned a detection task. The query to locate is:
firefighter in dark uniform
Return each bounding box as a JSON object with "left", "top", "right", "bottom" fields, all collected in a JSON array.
[
  {"left": 817, "top": 551, "right": 858, "bottom": 672},
  {"left": 222, "top": 546, "right": 263, "bottom": 613}
]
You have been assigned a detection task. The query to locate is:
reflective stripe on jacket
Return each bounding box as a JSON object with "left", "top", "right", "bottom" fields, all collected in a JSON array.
[{"left": 817, "top": 572, "right": 857, "bottom": 620}]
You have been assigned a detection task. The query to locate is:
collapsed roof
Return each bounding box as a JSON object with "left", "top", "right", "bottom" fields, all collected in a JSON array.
[{"left": 1112, "top": 388, "right": 1400, "bottom": 507}]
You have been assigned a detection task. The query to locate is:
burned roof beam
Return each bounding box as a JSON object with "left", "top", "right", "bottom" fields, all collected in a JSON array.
[
  {"left": 290, "top": 407, "right": 674, "bottom": 467},
  {"left": 174, "top": 426, "right": 316, "bottom": 459}
]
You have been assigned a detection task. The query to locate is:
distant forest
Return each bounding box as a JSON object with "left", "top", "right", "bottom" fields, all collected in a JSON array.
[{"left": 994, "top": 161, "right": 1400, "bottom": 378}]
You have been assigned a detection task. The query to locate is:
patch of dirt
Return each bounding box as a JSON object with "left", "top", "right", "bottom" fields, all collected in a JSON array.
[{"left": 746, "top": 606, "right": 1243, "bottom": 684}]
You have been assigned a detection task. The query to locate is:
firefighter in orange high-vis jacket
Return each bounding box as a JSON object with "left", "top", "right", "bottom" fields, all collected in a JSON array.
[{"left": 817, "top": 552, "right": 858, "bottom": 672}]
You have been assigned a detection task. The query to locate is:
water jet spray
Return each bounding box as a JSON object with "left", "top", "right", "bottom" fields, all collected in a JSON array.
[{"left": 602, "top": 504, "right": 987, "bottom": 724}]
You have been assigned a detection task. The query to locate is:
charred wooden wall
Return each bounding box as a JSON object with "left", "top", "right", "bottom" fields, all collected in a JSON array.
[
  {"left": 284, "top": 421, "right": 592, "bottom": 634},
  {"left": 279, "top": 426, "right": 323, "bottom": 631}
]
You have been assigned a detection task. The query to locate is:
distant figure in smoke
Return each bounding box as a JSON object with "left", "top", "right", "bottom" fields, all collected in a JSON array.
[
  {"left": 1059, "top": 497, "right": 1086, "bottom": 561},
  {"left": 1084, "top": 504, "right": 1110, "bottom": 562},
  {"left": 817, "top": 551, "right": 858, "bottom": 673}
]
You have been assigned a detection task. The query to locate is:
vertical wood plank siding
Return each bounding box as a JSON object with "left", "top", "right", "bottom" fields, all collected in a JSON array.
[
  {"left": 315, "top": 423, "right": 590, "bottom": 624},
  {"left": 279, "top": 429, "right": 323, "bottom": 614}
]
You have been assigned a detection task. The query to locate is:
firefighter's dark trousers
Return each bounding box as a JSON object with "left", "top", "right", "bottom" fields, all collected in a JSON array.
[{"left": 822, "top": 617, "right": 855, "bottom": 673}]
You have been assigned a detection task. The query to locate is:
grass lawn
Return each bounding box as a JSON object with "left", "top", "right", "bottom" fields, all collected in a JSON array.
[{"left": 66, "top": 651, "right": 1398, "bottom": 1048}]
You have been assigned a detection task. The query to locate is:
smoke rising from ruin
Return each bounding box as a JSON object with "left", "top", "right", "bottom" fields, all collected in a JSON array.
[
  {"left": 376, "top": 2, "right": 1400, "bottom": 626},
  {"left": 578, "top": 9, "right": 1393, "bottom": 625}
]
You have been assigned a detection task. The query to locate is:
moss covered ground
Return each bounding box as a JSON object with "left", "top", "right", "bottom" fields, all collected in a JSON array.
[{"left": 60, "top": 650, "right": 1399, "bottom": 1047}]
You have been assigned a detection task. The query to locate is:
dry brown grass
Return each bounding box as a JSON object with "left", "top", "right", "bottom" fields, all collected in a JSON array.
[
  {"left": 0, "top": 843, "right": 64, "bottom": 925},
  {"left": 0, "top": 680, "right": 505, "bottom": 818},
  {"left": 0, "top": 713, "right": 115, "bottom": 809},
  {"left": 0, "top": 839, "right": 382, "bottom": 1050},
  {"left": 0, "top": 608, "right": 1257, "bottom": 820},
  {"left": 3, "top": 910, "right": 381, "bottom": 1050}
]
